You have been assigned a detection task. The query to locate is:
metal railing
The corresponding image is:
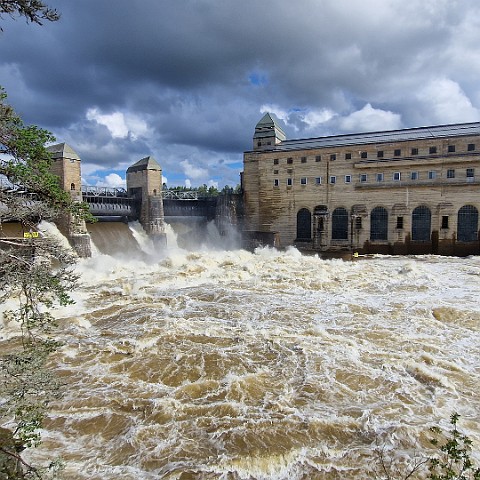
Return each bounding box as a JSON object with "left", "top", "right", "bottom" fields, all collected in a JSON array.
[
  {"left": 81, "top": 185, "right": 128, "bottom": 197},
  {"left": 162, "top": 190, "right": 200, "bottom": 200}
]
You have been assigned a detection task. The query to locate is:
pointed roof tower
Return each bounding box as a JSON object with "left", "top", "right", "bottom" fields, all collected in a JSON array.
[
  {"left": 253, "top": 112, "right": 286, "bottom": 151},
  {"left": 126, "top": 155, "right": 162, "bottom": 173},
  {"left": 47, "top": 142, "right": 81, "bottom": 161}
]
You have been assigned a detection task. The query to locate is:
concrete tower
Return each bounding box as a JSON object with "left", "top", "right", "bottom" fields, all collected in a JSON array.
[
  {"left": 126, "top": 156, "right": 166, "bottom": 242},
  {"left": 47, "top": 143, "right": 91, "bottom": 257},
  {"left": 253, "top": 112, "right": 286, "bottom": 151}
]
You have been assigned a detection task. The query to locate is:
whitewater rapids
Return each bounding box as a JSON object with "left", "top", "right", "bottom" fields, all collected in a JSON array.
[{"left": 22, "top": 223, "right": 480, "bottom": 479}]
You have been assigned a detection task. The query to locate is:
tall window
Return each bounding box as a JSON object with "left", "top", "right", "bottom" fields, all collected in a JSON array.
[
  {"left": 370, "top": 207, "right": 388, "bottom": 241},
  {"left": 297, "top": 208, "right": 312, "bottom": 240},
  {"left": 457, "top": 205, "right": 478, "bottom": 242},
  {"left": 412, "top": 206, "right": 431, "bottom": 241},
  {"left": 332, "top": 208, "right": 349, "bottom": 240}
]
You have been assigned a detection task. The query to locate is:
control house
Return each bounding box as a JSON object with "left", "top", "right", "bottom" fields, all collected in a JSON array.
[{"left": 242, "top": 113, "right": 480, "bottom": 256}]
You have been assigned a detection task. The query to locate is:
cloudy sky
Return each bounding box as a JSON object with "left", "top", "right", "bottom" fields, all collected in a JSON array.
[{"left": 1, "top": 0, "right": 480, "bottom": 188}]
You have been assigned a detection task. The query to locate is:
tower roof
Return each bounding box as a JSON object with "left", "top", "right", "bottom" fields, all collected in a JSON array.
[
  {"left": 253, "top": 112, "right": 287, "bottom": 141},
  {"left": 256, "top": 112, "right": 280, "bottom": 128},
  {"left": 126, "top": 156, "right": 162, "bottom": 173},
  {"left": 46, "top": 142, "right": 81, "bottom": 161}
]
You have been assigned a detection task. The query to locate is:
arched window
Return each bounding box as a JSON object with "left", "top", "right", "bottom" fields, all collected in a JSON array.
[
  {"left": 70, "top": 183, "right": 76, "bottom": 191},
  {"left": 296, "top": 208, "right": 311, "bottom": 240},
  {"left": 332, "top": 207, "right": 348, "bottom": 240},
  {"left": 153, "top": 189, "right": 157, "bottom": 196},
  {"left": 370, "top": 206, "right": 388, "bottom": 240},
  {"left": 457, "top": 205, "right": 478, "bottom": 242},
  {"left": 412, "top": 206, "right": 431, "bottom": 241}
]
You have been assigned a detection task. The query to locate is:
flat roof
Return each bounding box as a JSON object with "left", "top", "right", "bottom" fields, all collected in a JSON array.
[{"left": 251, "top": 121, "right": 480, "bottom": 153}]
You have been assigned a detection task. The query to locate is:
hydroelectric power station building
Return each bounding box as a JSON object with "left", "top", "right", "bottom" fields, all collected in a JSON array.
[{"left": 242, "top": 113, "right": 480, "bottom": 256}]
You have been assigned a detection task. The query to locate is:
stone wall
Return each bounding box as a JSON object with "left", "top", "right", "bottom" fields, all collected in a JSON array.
[{"left": 243, "top": 126, "right": 480, "bottom": 256}]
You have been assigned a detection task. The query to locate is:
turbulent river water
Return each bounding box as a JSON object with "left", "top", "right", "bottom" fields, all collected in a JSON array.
[{"left": 9, "top": 222, "right": 480, "bottom": 479}]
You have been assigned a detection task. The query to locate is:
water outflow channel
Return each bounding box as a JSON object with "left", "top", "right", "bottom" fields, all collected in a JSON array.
[{"left": 22, "top": 222, "right": 480, "bottom": 479}]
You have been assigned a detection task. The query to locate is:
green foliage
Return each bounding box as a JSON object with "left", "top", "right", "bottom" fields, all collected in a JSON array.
[
  {"left": 0, "top": 0, "right": 59, "bottom": 28},
  {"left": 0, "top": 88, "right": 79, "bottom": 478},
  {"left": 1, "top": 89, "right": 75, "bottom": 221},
  {"left": 373, "top": 414, "right": 479, "bottom": 480},
  {"left": 0, "top": 237, "right": 77, "bottom": 478},
  {"left": 428, "top": 413, "right": 480, "bottom": 480}
]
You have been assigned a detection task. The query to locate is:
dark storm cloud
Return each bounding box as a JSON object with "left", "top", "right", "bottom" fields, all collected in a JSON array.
[{"left": 1, "top": 0, "right": 480, "bottom": 186}]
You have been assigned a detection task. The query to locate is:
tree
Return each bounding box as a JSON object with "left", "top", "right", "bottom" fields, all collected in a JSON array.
[
  {"left": 373, "top": 413, "right": 480, "bottom": 480},
  {"left": 0, "top": 0, "right": 59, "bottom": 28},
  {"left": 428, "top": 413, "right": 480, "bottom": 480},
  {"left": 0, "top": 89, "right": 84, "bottom": 478}
]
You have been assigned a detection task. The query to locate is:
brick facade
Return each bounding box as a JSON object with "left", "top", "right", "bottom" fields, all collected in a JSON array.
[{"left": 243, "top": 114, "right": 480, "bottom": 256}]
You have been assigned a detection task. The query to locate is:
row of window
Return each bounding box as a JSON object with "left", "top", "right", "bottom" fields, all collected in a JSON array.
[
  {"left": 274, "top": 168, "right": 476, "bottom": 186},
  {"left": 273, "top": 143, "right": 477, "bottom": 165},
  {"left": 297, "top": 205, "right": 479, "bottom": 243}
]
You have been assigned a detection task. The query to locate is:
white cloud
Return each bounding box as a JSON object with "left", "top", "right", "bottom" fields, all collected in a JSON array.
[
  {"left": 162, "top": 175, "right": 168, "bottom": 185},
  {"left": 3, "top": 0, "right": 480, "bottom": 188},
  {"left": 184, "top": 179, "right": 191, "bottom": 188},
  {"left": 180, "top": 159, "right": 207, "bottom": 180},
  {"left": 302, "top": 108, "right": 336, "bottom": 129},
  {"left": 86, "top": 108, "right": 129, "bottom": 138},
  {"left": 339, "top": 104, "right": 402, "bottom": 132},
  {"left": 86, "top": 108, "right": 149, "bottom": 140},
  {"left": 95, "top": 173, "right": 125, "bottom": 188},
  {"left": 260, "top": 104, "right": 290, "bottom": 124},
  {"left": 417, "top": 78, "right": 480, "bottom": 124}
]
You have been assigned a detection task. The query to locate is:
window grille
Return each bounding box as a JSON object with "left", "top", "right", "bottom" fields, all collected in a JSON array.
[
  {"left": 297, "top": 208, "right": 312, "bottom": 240},
  {"left": 457, "top": 205, "right": 478, "bottom": 242},
  {"left": 332, "top": 208, "right": 348, "bottom": 240},
  {"left": 370, "top": 207, "right": 388, "bottom": 240},
  {"left": 412, "top": 206, "right": 431, "bottom": 241}
]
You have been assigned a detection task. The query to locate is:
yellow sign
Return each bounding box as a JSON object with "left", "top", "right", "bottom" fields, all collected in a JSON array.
[{"left": 23, "top": 231, "right": 39, "bottom": 238}]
